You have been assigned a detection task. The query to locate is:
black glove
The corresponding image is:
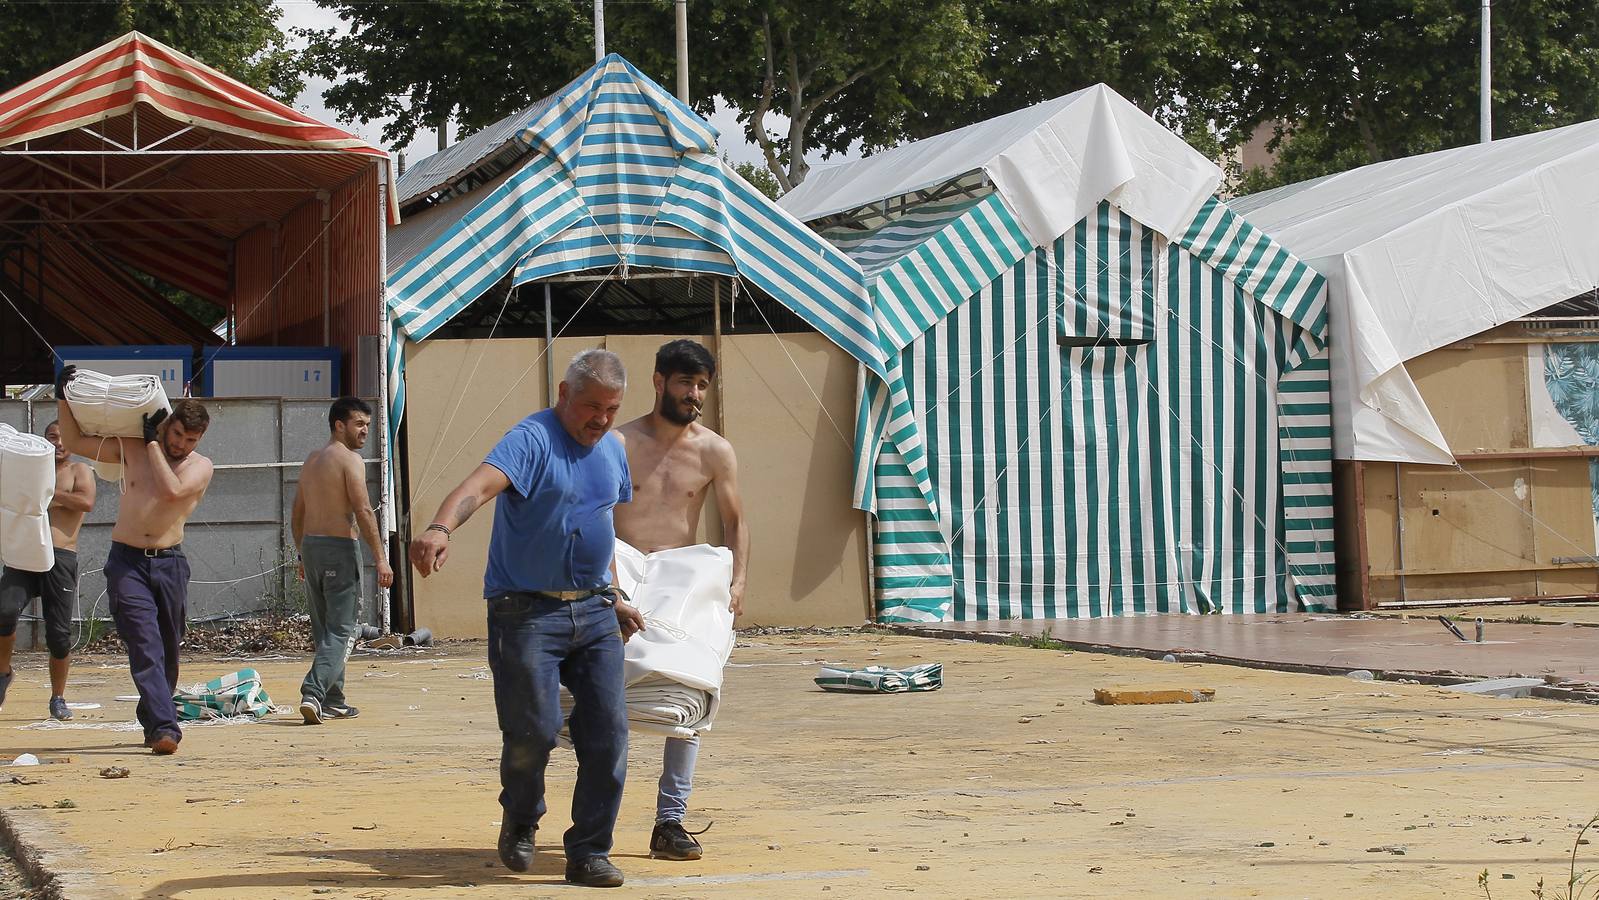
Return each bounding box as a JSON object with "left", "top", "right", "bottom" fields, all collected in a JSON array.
[
  {"left": 54, "top": 364, "right": 76, "bottom": 399},
  {"left": 142, "top": 409, "right": 168, "bottom": 444}
]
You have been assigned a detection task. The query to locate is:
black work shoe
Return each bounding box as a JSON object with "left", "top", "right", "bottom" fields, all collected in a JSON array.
[
  {"left": 0, "top": 670, "right": 12, "bottom": 712},
  {"left": 497, "top": 821, "right": 535, "bottom": 872},
  {"left": 299, "top": 697, "right": 323, "bottom": 725},
  {"left": 323, "top": 702, "right": 359, "bottom": 719},
  {"left": 565, "top": 856, "right": 624, "bottom": 887},
  {"left": 650, "top": 820, "right": 706, "bottom": 860}
]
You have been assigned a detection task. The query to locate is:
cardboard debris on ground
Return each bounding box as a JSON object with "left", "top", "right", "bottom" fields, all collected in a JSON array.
[{"left": 1092, "top": 688, "right": 1216, "bottom": 705}]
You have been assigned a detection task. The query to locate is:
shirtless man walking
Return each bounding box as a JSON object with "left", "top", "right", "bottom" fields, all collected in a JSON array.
[
  {"left": 292, "top": 396, "right": 394, "bottom": 724},
  {"left": 613, "top": 339, "right": 748, "bottom": 861},
  {"left": 54, "top": 366, "right": 214, "bottom": 755},
  {"left": 0, "top": 421, "right": 95, "bottom": 720}
]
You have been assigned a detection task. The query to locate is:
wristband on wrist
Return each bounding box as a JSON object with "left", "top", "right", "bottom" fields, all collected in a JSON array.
[{"left": 425, "top": 523, "right": 451, "bottom": 537}]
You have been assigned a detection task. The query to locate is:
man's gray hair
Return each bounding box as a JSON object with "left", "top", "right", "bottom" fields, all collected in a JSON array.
[{"left": 563, "top": 348, "right": 626, "bottom": 392}]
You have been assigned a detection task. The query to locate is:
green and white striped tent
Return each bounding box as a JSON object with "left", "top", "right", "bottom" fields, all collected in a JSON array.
[{"left": 781, "top": 86, "right": 1335, "bottom": 623}]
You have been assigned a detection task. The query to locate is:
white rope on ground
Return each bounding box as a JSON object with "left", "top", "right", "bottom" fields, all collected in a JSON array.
[{"left": 16, "top": 720, "right": 141, "bottom": 732}]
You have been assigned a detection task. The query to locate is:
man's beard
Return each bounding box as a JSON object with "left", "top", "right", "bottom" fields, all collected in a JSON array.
[{"left": 660, "top": 396, "right": 700, "bottom": 426}]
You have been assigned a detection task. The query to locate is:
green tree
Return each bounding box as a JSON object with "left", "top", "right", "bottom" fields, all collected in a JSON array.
[
  {"left": 301, "top": 1, "right": 596, "bottom": 148},
  {"left": 307, "top": 0, "right": 990, "bottom": 190},
  {"left": 672, "top": 0, "right": 990, "bottom": 191},
  {"left": 730, "top": 159, "right": 782, "bottom": 200},
  {"left": 1239, "top": 0, "right": 1599, "bottom": 190},
  {"left": 0, "top": 0, "right": 300, "bottom": 100},
  {"left": 904, "top": 0, "right": 1259, "bottom": 151}
]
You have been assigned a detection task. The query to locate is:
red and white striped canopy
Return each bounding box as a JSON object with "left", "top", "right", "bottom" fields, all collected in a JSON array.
[
  {"left": 0, "top": 30, "right": 381, "bottom": 155},
  {"left": 0, "top": 31, "right": 398, "bottom": 224}
]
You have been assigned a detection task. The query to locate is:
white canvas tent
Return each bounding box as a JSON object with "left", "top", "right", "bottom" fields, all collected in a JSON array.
[{"left": 1229, "top": 121, "right": 1599, "bottom": 464}]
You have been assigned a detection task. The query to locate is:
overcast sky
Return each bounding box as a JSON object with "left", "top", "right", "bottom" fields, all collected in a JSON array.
[{"left": 274, "top": 0, "right": 855, "bottom": 173}]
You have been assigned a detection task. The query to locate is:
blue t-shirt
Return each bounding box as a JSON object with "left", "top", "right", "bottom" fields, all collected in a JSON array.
[{"left": 481, "top": 409, "right": 632, "bottom": 597}]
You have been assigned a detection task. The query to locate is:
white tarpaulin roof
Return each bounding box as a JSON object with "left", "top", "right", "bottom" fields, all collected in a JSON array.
[
  {"left": 1229, "top": 120, "right": 1599, "bottom": 464},
  {"left": 780, "top": 83, "right": 1223, "bottom": 248}
]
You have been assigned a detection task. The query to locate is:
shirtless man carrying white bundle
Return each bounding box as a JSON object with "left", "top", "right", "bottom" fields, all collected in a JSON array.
[{"left": 613, "top": 339, "right": 749, "bottom": 862}]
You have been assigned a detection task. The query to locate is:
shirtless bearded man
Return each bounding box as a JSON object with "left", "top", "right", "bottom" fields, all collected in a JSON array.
[{"left": 613, "top": 339, "right": 748, "bottom": 861}]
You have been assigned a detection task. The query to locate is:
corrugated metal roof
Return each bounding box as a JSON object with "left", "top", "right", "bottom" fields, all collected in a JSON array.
[
  {"left": 394, "top": 92, "right": 558, "bottom": 209},
  {"left": 387, "top": 156, "right": 531, "bottom": 277}
]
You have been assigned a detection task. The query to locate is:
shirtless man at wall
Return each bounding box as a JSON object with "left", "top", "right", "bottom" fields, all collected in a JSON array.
[
  {"left": 54, "top": 366, "right": 214, "bottom": 755},
  {"left": 613, "top": 339, "right": 748, "bottom": 862},
  {"left": 0, "top": 421, "right": 95, "bottom": 720},
  {"left": 291, "top": 396, "right": 394, "bottom": 725}
]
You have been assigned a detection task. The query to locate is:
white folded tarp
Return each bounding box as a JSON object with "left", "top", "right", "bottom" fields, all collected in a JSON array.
[
  {"left": 1228, "top": 119, "right": 1599, "bottom": 464},
  {"left": 560, "top": 541, "right": 735, "bottom": 742},
  {"left": 63, "top": 369, "right": 170, "bottom": 482},
  {"left": 0, "top": 424, "right": 56, "bottom": 573}
]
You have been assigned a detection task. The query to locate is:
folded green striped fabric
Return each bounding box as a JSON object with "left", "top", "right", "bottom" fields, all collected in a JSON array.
[
  {"left": 174, "top": 668, "right": 276, "bottom": 721},
  {"left": 815, "top": 663, "right": 942, "bottom": 694}
]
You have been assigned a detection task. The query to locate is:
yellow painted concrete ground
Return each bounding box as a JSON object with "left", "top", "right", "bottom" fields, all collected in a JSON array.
[{"left": 3, "top": 632, "right": 1598, "bottom": 899}]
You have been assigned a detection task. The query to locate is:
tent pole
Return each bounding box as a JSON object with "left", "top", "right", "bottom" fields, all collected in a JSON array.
[
  {"left": 375, "top": 178, "right": 398, "bottom": 635},
  {"left": 321, "top": 190, "right": 331, "bottom": 346},
  {"left": 714, "top": 276, "right": 724, "bottom": 434},
  {"left": 1480, "top": 0, "right": 1492, "bottom": 143},
  {"left": 593, "top": 0, "right": 606, "bottom": 62},
  {"left": 675, "top": 0, "right": 690, "bottom": 103},
  {"left": 1394, "top": 463, "right": 1408, "bottom": 603},
  {"left": 544, "top": 282, "right": 556, "bottom": 408}
]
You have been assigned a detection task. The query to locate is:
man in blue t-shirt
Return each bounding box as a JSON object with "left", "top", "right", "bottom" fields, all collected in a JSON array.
[{"left": 409, "top": 348, "right": 645, "bottom": 889}]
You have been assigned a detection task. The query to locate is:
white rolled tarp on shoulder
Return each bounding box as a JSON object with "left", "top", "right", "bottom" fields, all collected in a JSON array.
[
  {"left": 1229, "top": 119, "right": 1599, "bottom": 464},
  {"left": 0, "top": 424, "right": 56, "bottom": 573},
  {"left": 62, "top": 369, "right": 171, "bottom": 482}
]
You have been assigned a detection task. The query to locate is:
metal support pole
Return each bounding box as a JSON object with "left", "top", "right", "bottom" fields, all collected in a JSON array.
[
  {"left": 1481, "top": 0, "right": 1493, "bottom": 143},
  {"left": 270, "top": 223, "right": 282, "bottom": 346},
  {"left": 1394, "top": 463, "right": 1407, "bottom": 603},
  {"left": 713, "top": 277, "right": 724, "bottom": 434},
  {"left": 320, "top": 190, "right": 331, "bottom": 346},
  {"left": 226, "top": 243, "right": 236, "bottom": 345},
  {"left": 544, "top": 282, "right": 557, "bottom": 408},
  {"left": 594, "top": 0, "right": 606, "bottom": 62},
  {"left": 377, "top": 180, "right": 394, "bottom": 634},
  {"left": 675, "top": 0, "right": 690, "bottom": 103}
]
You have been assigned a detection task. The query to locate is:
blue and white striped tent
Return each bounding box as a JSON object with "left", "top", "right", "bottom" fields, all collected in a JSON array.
[
  {"left": 782, "top": 86, "right": 1336, "bottom": 623},
  {"left": 383, "top": 55, "right": 885, "bottom": 453}
]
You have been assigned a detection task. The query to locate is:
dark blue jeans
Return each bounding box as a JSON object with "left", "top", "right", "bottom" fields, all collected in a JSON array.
[
  {"left": 105, "top": 543, "right": 189, "bottom": 744},
  {"left": 486, "top": 592, "right": 627, "bottom": 863}
]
